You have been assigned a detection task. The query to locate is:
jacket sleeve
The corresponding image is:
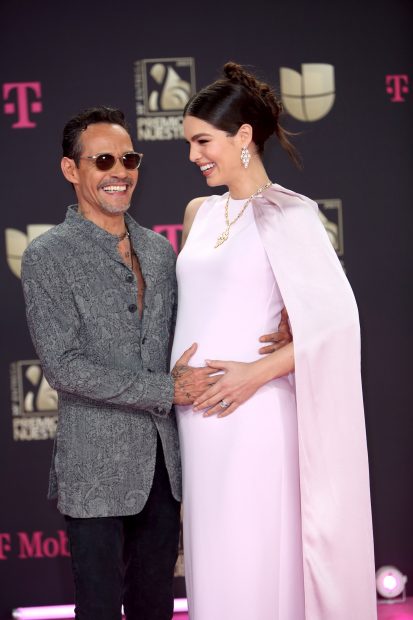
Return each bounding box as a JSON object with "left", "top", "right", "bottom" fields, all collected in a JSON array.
[{"left": 21, "top": 243, "right": 174, "bottom": 417}]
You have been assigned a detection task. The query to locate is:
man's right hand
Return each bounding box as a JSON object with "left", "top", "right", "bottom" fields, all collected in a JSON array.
[
  {"left": 258, "top": 307, "right": 292, "bottom": 354},
  {"left": 172, "top": 343, "right": 221, "bottom": 405}
]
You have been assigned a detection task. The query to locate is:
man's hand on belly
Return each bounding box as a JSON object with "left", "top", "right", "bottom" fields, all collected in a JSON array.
[{"left": 172, "top": 343, "right": 221, "bottom": 405}]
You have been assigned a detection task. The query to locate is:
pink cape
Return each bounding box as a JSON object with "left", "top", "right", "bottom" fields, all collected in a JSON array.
[{"left": 252, "top": 184, "right": 377, "bottom": 619}]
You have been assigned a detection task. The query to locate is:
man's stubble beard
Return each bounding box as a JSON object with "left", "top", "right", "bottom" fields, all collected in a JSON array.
[{"left": 99, "top": 201, "right": 131, "bottom": 215}]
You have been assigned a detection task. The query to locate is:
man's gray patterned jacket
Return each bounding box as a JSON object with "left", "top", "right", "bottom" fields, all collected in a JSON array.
[{"left": 21, "top": 205, "right": 181, "bottom": 518}]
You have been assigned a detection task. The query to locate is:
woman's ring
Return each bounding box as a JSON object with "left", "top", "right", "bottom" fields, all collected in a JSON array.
[{"left": 219, "top": 400, "right": 230, "bottom": 409}]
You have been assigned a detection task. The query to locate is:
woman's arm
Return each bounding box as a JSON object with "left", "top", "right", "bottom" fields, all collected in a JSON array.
[{"left": 192, "top": 341, "right": 294, "bottom": 417}]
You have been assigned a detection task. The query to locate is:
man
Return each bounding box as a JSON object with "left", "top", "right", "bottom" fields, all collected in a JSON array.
[{"left": 21, "top": 106, "right": 219, "bottom": 620}]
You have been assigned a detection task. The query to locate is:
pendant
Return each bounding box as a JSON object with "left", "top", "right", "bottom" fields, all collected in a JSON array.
[{"left": 214, "top": 227, "right": 230, "bottom": 248}]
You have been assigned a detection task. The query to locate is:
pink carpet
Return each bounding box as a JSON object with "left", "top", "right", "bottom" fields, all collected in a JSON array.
[
  {"left": 378, "top": 598, "right": 413, "bottom": 619},
  {"left": 12, "top": 598, "right": 413, "bottom": 619},
  {"left": 175, "top": 599, "right": 413, "bottom": 619}
]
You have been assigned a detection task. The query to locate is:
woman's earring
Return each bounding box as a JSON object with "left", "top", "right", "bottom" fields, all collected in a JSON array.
[{"left": 240, "top": 146, "right": 251, "bottom": 169}]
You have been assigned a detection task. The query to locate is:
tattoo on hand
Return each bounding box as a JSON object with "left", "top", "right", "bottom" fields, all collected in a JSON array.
[{"left": 172, "top": 365, "right": 190, "bottom": 379}]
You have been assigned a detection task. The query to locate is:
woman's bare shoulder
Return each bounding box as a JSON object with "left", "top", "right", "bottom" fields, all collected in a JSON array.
[
  {"left": 184, "top": 196, "right": 210, "bottom": 219},
  {"left": 181, "top": 196, "right": 210, "bottom": 249}
]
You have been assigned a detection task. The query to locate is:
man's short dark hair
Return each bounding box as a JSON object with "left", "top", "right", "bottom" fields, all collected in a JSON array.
[{"left": 62, "top": 106, "right": 129, "bottom": 166}]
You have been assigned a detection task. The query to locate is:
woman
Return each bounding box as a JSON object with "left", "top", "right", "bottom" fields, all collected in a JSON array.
[{"left": 170, "top": 62, "right": 377, "bottom": 620}]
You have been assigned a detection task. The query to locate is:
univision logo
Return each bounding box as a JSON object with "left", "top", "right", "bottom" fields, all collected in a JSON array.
[
  {"left": 279, "top": 64, "right": 335, "bottom": 122},
  {"left": 5, "top": 224, "right": 54, "bottom": 278}
]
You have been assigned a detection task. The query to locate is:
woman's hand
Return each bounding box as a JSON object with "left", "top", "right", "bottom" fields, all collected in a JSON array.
[
  {"left": 193, "top": 342, "right": 294, "bottom": 418},
  {"left": 192, "top": 359, "right": 264, "bottom": 418}
]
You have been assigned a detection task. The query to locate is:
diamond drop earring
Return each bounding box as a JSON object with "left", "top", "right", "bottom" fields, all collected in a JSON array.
[{"left": 240, "top": 146, "right": 251, "bottom": 169}]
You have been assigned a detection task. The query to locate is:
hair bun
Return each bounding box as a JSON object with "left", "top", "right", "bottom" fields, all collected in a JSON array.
[
  {"left": 223, "top": 62, "right": 244, "bottom": 82},
  {"left": 223, "top": 62, "right": 257, "bottom": 91},
  {"left": 222, "top": 62, "right": 278, "bottom": 105}
]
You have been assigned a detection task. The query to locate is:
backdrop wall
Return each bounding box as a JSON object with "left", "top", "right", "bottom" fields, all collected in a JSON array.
[{"left": 1, "top": 0, "right": 412, "bottom": 616}]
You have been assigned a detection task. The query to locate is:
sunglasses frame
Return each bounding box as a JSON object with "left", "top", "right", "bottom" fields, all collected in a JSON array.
[{"left": 79, "top": 151, "right": 143, "bottom": 171}]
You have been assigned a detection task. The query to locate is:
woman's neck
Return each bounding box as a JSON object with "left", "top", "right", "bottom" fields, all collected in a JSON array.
[{"left": 227, "top": 162, "right": 271, "bottom": 199}]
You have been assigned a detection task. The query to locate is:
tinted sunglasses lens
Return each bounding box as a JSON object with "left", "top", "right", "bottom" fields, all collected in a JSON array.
[
  {"left": 123, "top": 153, "right": 142, "bottom": 169},
  {"left": 95, "top": 154, "right": 116, "bottom": 171}
]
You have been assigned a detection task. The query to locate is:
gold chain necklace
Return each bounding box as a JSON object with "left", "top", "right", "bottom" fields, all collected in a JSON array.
[{"left": 214, "top": 181, "right": 272, "bottom": 248}]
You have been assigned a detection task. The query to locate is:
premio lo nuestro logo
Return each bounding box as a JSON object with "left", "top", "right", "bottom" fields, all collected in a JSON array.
[
  {"left": 279, "top": 63, "right": 335, "bottom": 122},
  {"left": 316, "top": 198, "right": 344, "bottom": 265},
  {"left": 10, "top": 361, "right": 57, "bottom": 441},
  {"left": 134, "top": 57, "right": 196, "bottom": 140}
]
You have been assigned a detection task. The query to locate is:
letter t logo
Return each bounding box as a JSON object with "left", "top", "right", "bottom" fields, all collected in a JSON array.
[
  {"left": 153, "top": 224, "right": 183, "bottom": 253},
  {"left": 385, "top": 75, "right": 409, "bottom": 102},
  {"left": 3, "top": 82, "right": 43, "bottom": 128}
]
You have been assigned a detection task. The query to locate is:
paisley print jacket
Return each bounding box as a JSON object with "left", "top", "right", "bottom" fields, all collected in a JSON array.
[{"left": 21, "top": 205, "right": 180, "bottom": 517}]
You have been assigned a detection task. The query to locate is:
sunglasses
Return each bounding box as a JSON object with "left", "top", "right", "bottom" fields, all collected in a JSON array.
[{"left": 80, "top": 151, "right": 143, "bottom": 171}]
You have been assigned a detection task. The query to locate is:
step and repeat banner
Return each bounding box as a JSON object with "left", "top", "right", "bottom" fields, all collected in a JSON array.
[{"left": 1, "top": 0, "right": 412, "bottom": 616}]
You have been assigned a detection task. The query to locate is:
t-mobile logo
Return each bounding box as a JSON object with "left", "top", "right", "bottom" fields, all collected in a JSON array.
[
  {"left": 385, "top": 75, "right": 409, "bottom": 102},
  {"left": 153, "top": 224, "right": 183, "bottom": 253},
  {"left": 3, "top": 82, "right": 43, "bottom": 128}
]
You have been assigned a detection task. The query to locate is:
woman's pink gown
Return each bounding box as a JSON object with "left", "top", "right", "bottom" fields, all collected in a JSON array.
[{"left": 170, "top": 194, "right": 305, "bottom": 620}]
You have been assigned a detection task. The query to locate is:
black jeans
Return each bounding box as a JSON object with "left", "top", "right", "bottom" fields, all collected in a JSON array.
[{"left": 65, "top": 437, "right": 181, "bottom": 620}]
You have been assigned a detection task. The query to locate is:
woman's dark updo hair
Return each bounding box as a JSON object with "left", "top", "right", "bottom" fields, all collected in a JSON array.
[{"left": 184, "top": 62, "right": 300, "bottom": 167}]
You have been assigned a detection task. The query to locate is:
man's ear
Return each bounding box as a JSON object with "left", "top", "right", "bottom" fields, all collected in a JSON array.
[{"left": 61, "top": 157, "right": 79, "bottom": 184}]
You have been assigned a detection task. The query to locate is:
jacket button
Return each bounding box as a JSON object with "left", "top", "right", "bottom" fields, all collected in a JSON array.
[
  {"left": 126, "top": 274, "right": 134, "bottom": 283},
  {"left": 128, "top": 304, "right": 137, "bottom": 313}
]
